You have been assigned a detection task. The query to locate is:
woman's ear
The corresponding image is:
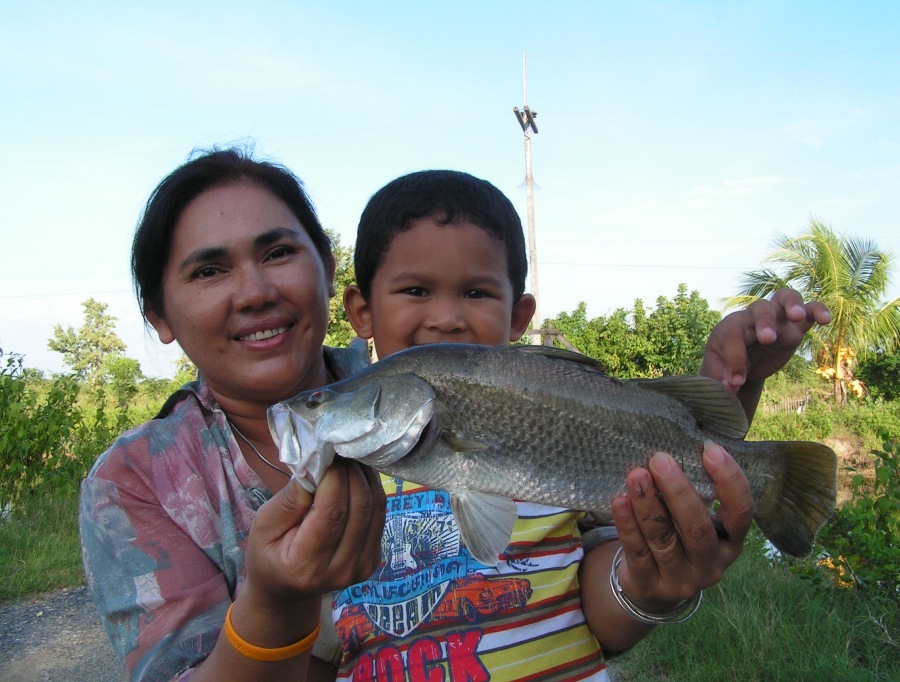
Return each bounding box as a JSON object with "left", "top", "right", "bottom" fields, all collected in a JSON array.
[
  {"left": 509, "top": 293, "right": 537, "bottom": 342},
  {"left": 146, "top": 310, "right": 176, "bottom": 345},
  {"left": 343, "top": 285, "right": 374, "bottom": 339}
]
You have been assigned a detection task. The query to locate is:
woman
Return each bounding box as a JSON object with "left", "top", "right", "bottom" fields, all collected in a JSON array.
[{"left": 80, "top": 149, "right": 387, "bottom": 681}]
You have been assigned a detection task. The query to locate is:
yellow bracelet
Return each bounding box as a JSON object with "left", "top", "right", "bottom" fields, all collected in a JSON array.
[{"left": 224, "top": 603, "right": 321, "bottom": 662}]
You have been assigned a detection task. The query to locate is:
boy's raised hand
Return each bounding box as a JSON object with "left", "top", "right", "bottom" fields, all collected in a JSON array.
[{"left": 699, "top": 288, "right": 830, "bottom": 419}]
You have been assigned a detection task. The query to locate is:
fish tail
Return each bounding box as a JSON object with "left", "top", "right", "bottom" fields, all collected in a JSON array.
[{"left": 751, "top": 441, "right": 837, "bottom": 557}]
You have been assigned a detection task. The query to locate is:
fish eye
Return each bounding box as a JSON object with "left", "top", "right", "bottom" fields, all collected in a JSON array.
[{"left": 306, "top": 390, "right": 326, "bottom": 408}]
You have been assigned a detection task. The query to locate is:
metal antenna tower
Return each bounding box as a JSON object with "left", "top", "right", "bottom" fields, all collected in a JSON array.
[{"left": 513, "top": 52, "right": 541, "bottom": 343}]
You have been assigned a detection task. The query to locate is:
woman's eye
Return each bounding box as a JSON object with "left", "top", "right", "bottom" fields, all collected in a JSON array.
[
  {"left": 194, "top": 266, "right": 220, "bottom": 280},
  {"left": 266, "top": 245, "right": 295, "bottom": 261}
]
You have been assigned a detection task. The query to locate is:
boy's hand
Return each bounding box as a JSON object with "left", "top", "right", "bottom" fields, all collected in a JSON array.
[{"left": 700, "top": 288, "right": 831, "bottom": 393}]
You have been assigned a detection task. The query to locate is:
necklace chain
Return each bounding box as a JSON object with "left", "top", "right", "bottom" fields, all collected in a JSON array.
[{"left": 229, "top": 421, "right": 290, "bottom": 477}]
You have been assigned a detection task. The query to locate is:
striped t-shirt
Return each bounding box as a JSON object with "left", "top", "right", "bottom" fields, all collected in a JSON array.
[{"left": 332, "top": 475, "right": 610, "bottom": 682}]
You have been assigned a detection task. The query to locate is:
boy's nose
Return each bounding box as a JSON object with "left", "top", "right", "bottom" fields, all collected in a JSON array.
[{"left": 425, "top": 300, "right": 466, "bottom": 332}]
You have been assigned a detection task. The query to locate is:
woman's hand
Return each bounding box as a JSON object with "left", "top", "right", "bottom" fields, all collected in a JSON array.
[
  {"left": 192, "top": 461, "right": 386, "bottom": 681},
  {"left": 611, "top": 441, "right": 753, "bottom": 612},
  {"left": 232, "top": 460, "right": 386, "bottom": 648},
  {"left": 246, "top": 460, "right": 386, "bottom": 608},
  {"left": 580, "top": 441, "right": 753, "bottom": 653}
]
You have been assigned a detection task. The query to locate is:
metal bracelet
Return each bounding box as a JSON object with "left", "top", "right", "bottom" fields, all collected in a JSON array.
[{"left": 608, "top": 546, "right": 703, "bottom": 625}]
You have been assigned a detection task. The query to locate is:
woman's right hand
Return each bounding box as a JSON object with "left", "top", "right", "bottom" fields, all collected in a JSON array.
[{"left": 238, "top": 460, "right": 387, "bottom": 640}]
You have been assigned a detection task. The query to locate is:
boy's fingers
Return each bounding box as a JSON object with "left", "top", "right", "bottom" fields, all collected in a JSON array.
[
  {"left": 807, "top": 300, "right": 832, "bottom": 326},
  {"left": 701, "top": 315, "right": 751, "bottom": 390}
]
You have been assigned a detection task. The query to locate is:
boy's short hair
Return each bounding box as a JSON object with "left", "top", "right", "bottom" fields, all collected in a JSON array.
[{"left": 354, "top": 170, "right": 528, "bottom": 300}]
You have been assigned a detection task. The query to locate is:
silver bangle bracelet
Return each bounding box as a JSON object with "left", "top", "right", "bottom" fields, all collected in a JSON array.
[{"left": 609, "top": 546, "right": 703, "bottom": 625}]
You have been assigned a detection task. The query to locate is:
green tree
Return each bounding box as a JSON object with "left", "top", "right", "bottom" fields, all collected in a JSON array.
[
  {"left": 1, "top": 347, "right": 82, "bottom": 509},
  {"left": 726, "top": 220, "right": 900, "bottom": 404},
  {"left": 325, "top": 230, "right": 357, "bottom": 348},
  {"left": 173, "top": 353, "right": 197, "bottom": 385},
  {"left": 545, "top": 285, "right": 719, "bottom": 378},
  {"left": 48, "top": 298, "right": 129, "bottom": 384},
  {"left": 641, "top": 284, "right": 722, "bottom": 376},
  {"left": 857, "top": 350, "right": 900, "bottom": 402},
  {"left": 103, "top": 355, "right": 143, "bottom": 407}
]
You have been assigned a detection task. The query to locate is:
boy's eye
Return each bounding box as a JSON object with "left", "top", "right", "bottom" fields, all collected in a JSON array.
[
  {"left": 402, "top": 287, "right": 428, "bottom": 297},
  {"left": 464, "top": 289, "right": 488, "bottom": 299}
]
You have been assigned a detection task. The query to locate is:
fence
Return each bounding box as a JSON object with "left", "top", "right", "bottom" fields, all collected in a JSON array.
[{"left": 761, "top": 390, "right": 812, "bottom": 415}]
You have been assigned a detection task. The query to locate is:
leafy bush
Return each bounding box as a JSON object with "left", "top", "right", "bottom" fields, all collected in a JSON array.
[
  {"left": 749, "top": 402, "right": 835, "bottom": 441},
  {"left": 858, "top": 350, "right": 900, "bottom": 402},
  {"left": 1, "top": 349, "right": 82, "bottom": 510},
  {"left": 816, "top": 438, "right": 900, "bottom": 595},
  {"left": 0, "top": 348, "right": 149, "bottom": 512}
]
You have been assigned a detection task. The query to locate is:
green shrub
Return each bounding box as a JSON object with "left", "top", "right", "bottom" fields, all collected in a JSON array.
[
  {"left": 0, "top": 349, "right": 150, "bottom": 512},
  {"left": 858, "top": 351, "right": 900, "bottom": 402},
  {"left": 1, "top": 350, "right": 82, "bottom": 510},
  {"left": 816, "top": 438, "right": 900, "bottom": 595}
]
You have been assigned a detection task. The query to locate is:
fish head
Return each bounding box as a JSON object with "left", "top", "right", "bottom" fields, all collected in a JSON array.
[{"left": 267, "top": 373, "right": 436, "bottom": 491}]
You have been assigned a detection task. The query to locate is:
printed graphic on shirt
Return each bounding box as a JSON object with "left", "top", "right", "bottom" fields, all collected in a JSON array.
[
  {"left": 333, "top": 477, "right": 609, "bottom": 682},
  {"left": 335, "top": 481, "right": 532, "bottom": 644}
]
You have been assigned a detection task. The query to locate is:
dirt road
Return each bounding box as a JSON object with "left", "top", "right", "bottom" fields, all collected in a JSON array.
[{"left": 0, "top": 586, "right": 120, "bottom": 682}]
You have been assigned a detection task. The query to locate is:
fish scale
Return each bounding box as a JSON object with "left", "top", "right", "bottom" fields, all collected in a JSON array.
[{"left": 270, "top": 343, "right": 837, "bottom": 564}]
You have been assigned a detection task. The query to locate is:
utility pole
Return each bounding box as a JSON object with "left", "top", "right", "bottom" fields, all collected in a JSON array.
[{"left": 513, "top": 52, "right": 541, "bottom": 344}]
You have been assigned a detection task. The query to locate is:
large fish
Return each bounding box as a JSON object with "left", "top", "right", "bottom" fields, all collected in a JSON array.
[{"left": 268, "top": 343, "right": 836, "bottom": 565}]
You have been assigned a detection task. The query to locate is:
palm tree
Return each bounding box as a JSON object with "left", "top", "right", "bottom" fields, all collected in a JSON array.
[{"left": 726, "top": 220, "right": 900, "bottom": 404}]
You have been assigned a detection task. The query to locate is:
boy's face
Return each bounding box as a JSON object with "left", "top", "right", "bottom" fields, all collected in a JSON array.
[{"left": 344, "top": 217, "right": 535, "bottom": 359}]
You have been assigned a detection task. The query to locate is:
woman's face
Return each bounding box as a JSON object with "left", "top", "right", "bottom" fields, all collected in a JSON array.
[{"left": 148, "top": 181, "right": 335, "bottom": 408}]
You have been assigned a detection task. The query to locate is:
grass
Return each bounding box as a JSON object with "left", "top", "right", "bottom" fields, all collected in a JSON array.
[
  {"left": 0, "top": 492, "right": 85, "bottom": 602},
  {"left": 609, "top": 530, "right": 899, "bottom": 681}
]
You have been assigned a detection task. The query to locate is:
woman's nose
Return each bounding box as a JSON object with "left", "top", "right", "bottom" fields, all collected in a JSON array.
[{"left": 233, "top": 265, "right": 278, "bottom": 309}]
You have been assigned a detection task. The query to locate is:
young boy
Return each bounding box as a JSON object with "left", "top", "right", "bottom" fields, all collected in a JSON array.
[{"left": 331, "top": 169, "right": 828, "bottom": 680}]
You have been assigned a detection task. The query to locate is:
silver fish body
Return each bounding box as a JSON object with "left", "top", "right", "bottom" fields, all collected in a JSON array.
[{"left": 269, "top": 343, "right": 837, "bottom": 564}]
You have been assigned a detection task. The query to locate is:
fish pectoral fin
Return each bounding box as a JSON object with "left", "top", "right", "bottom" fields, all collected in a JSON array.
[
  {"left": 631, "top": 375, "right": 750, "bottom": 439},
  {"left": 450, "top": 489, "right": 517, "bottom": 566},
  {"left": 440, "top": 430, "right": 488, "bottom": 452}
]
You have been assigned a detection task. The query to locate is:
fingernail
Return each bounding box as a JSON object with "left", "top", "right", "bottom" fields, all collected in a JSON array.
[
  {"left": 611, "top": 497, "right": 631, "bottom": 520},
  {"left": 651, "top": 452, "right": 674, "bottom": 475},
  {"left": 627, "top": 469, "right": 651, "bottom": 496},
  {"left": 703, "top": 439, "right": 725, "bottom": 467}
]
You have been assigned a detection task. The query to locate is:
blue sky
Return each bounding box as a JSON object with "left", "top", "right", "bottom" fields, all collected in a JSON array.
[{"left": 2, "top": 1, "right": 898, "bottom": 378}]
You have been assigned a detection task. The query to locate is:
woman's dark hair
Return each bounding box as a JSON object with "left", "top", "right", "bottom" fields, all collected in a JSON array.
[
  {"left": 354, "top": 170, "right": 528, "bottom": 301},
  {"left": 131, "top": 147, "right": 332, "bottom": 319}
]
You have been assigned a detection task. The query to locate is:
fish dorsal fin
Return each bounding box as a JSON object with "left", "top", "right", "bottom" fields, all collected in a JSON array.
[
  {"left": 632, "top": 375, "right": 749, "bottom": 439},
  {"left": 514, "top": 345, "right": 610, "bottom": 375},
  {"left": 450, "top": 489, "right": 518, "bottom": 566}
]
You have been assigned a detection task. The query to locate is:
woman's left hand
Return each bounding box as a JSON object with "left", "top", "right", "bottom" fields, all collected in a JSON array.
[{"left": 611, "top": 440, "right": 753, "bottom": 611}]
